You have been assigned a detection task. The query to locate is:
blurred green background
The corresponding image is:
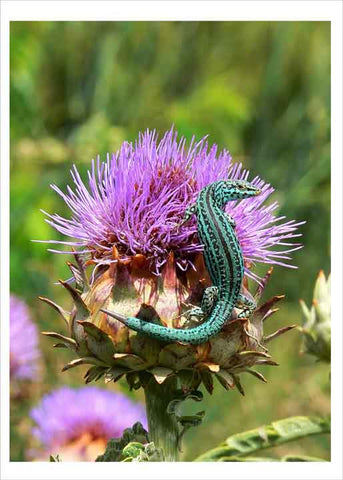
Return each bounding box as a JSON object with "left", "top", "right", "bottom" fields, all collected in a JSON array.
[{"left": 10, "top": 21, "right": 330, "bottom": 461}]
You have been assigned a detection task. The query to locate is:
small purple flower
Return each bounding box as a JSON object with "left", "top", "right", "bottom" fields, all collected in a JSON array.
[
  {"left": 41, "top": 127, "right": 303, "bottom": 281},
  {"left": 30, "top": 386, "right": 147, "bottom": 460},
  {"left": 10, "top": 295, "right": 40, "bottom": 381}
]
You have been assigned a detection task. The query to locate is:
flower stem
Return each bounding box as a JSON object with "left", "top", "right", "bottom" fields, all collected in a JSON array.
[{"left": 143, "top": 376, "right": 180, "bottom": 461}]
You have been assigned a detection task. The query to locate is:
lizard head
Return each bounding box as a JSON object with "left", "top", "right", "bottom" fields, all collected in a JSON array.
[{"left": 214, "top": 180, "right": 261, "bottom": 203}]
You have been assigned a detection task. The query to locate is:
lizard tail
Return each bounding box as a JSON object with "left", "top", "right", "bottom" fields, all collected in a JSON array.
[{"left": 101, "top": 302, "right": 229, "bottom": 345}]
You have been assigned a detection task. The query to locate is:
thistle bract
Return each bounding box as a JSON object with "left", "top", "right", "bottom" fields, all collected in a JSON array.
[{"left": 299, "top": 271, "right": 331, "bottom": 363}]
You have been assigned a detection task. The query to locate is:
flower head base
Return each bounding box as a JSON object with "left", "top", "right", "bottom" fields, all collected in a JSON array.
[
  {"left": 42, "top": 127, "right": 304, "bottom": 284},
  {"left": 10, "top": 295, "right": 40, "bottom": 381},
  {"left": 299, "top": 271, "right": 331, "bottom": 363},
  {"left": 30, "top": 386, "right": 147, "bottom": 461},
  {"left": 41, "top": 257, "right": 296, "bottom": 396}
]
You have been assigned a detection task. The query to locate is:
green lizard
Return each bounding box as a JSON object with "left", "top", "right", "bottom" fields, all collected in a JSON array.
[{"left": 102, "top": 179, "right": 261, "bottom": 344}]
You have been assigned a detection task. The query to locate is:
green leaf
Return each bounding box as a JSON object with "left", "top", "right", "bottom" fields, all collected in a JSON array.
[
  {"left": 121, "top": 441, "right": 165, "bottom": 462},
  {"left": 218, "top": 456, "right": 277, "bottom": 462},
  {"left": 96, "top": 422, "right": 150, "bottom": 462},
  {"left": 166, "top": 390, "right": 205, "bottom": 451},
  {"left": 49, "top": 454, "right": 61, "bottom": 462},
  {"left": 281, "top": 454, "right": 328, "bottom": 462},
  {"left": 167, "top": 390, "right": 203, "bottom": 416},
  {"left": 122, "top": 441, "right": 145, "bottom": 459},
  {"left": 195, "top": 416, "right": 330, "bottom": 461}
]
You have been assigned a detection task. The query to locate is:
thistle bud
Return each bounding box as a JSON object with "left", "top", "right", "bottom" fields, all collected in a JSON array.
[{"left": 299, "top": 271, "right": 331, "bottom": 363}]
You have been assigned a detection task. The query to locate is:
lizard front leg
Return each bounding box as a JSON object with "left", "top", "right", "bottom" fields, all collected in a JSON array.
[
  {"left": 176, "top": 203, "right": 197, "bottom": 228},
  {"left": 225, "top": 212, "right": 236, "bottom": 229}
]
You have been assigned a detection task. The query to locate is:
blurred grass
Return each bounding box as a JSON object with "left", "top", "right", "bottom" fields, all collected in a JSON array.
[{"left": 10, "top": 21, "right": 330, "bottom": 461}]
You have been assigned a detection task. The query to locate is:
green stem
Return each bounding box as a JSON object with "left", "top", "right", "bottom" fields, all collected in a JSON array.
[{"left": 143, "top": 376, "right": 180, "bottom": 461}]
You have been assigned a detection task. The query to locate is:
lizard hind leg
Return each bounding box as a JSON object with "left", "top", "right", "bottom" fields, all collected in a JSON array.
[
  {"left": 236, "top": 292, "right": 256, "bottom": 319},
  {"left": 183, "top": 286, "right": 219, "bottom": 321},
  {"left": 200, "top": 286, "right": 219, "bottom": 315}
]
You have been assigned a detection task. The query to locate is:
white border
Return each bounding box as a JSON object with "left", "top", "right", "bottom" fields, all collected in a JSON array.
[{"left": 1, "top": 1, "right": 342, "bottom": 480}]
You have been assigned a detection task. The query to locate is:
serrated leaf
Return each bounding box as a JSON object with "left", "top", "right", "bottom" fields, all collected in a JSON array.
[
  {"left": 218, "top": 455, "right": 277, "bottom": 462},
  {"left": 195, "top": 416, "right": 330, "bottom": 461},
  {"left": 281, "top": 454, "right": 328, "bottom": 462}
]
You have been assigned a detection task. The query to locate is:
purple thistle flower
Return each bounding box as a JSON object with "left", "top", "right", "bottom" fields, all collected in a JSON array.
[
  {"left": 30, "top": 386, "right": 147, "bottom": 459},
  {"left": 41, "top": 127, "right": 304, "bottom": 281},
  {"left": 10, "top": 295, "right": 40, "bottom": 381}
]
